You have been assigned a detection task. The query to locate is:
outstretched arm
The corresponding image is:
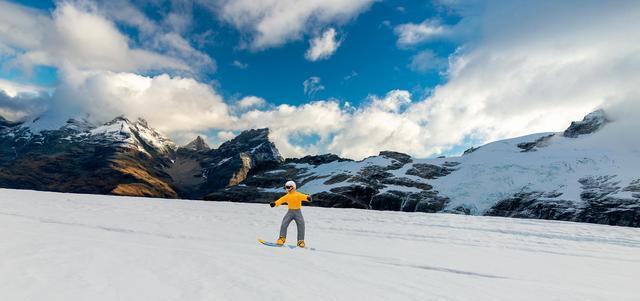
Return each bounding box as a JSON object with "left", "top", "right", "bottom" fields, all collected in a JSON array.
[{"left": 270, "top": 195, "right": 287, "bottom": 207}]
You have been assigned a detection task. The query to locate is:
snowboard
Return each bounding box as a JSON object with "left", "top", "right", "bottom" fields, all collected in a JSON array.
[{"left": 258, "top": 238, "right": 315, "bottom": 250}]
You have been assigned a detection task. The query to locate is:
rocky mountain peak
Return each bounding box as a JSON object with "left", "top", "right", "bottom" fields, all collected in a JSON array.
[
  {"left": 219, "top": 128, "right": 269, "bottom": 148},
  {"left": 563, "top": 109, "right": 609, "bottom": 138},
  {"left": 183, "top": 136, "right": 210, "bottom": 151},
  {"left": 88, "top": 115, "right": 175, "bottom": 155},
  {"left": 216, "top": 128, "right": 282, "bottom": 161},
  {"left": 379, "top": 151, "right": 412, "bottom": 164}
]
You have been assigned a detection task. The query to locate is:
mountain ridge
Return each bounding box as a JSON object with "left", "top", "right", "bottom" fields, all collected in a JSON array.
[{"left": 1, "top": 110, "right": 638, "bottom": 227}]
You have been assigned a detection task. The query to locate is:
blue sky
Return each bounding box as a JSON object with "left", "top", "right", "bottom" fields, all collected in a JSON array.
[
  {"left": 1, "top": 0, "right": 638, "bottom": 159},
  {"left": 7, "top": 0, "right": 458, "bottom": 106}
]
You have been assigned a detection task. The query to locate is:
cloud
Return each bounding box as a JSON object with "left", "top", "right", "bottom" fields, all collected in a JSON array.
[
  {"left": 0, "top": 1, "right": 208, "bottom": 75},
  {"left": 204, "top": 0, "right": 375, "bottom": 49},
  {"left": 369, "top": 90, "right": 411, "bottom": 113},
  {"left": 63, "top": 71, "right": 234, "bottom": 134},
  {"left": 394, "top": 19, "right": 448, "bottom": 47},
  {"left": 408, "top": 50, "right": 447, "bottom": 73},
  {"left": 236, "top": 100, "right": 349, "bottom": 157},
  {"left": 0, "top": 79, "right": 49, "bottom": 98},
  {"left": 242, "top": 1, "right": 640, "bottom": 159},
  {"left": 305, "top": 28, "right": 342, "bottom": 61},
  {"left": 402, "top": 0, "right": 640, "bottom": 154},
  {"left": 232, "top": 60, "right": 248, "bottom": 69},
  {"left": 97, "top": 0, "right": 215, "bottom": 73},
  {"left": 303, "top": 76, "right": 325, "bottom": 96},
  {"left": 217, "top": 131, "right": 237, "bottom": 141},
  {"left": 0, "top": 88, "right": 48, "bottom": 122},
  {"left": 0, "top": 79, "right": 52, "bottom": 121},
  {"left": 237, "top": 96, "right": 266, "bottom": 108},
  {"left": 3, "top": 0, "right": 639, "bottom": 162},
  {"left": 231, "top": 90, "right": 425, "bottom": 159}
]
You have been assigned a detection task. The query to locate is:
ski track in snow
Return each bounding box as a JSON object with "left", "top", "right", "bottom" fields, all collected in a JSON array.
[{"left": 1, "top": 188, "right": 640, "bottom": 301}]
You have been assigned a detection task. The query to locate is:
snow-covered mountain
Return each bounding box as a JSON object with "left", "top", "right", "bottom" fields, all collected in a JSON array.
[
  {"left": 0, "top": 116, "right": 283, "bottom": 200},
  {"left": 0, "top": 110, "right": 638, "bottom": 227},
  {"left": 208, "top": 110, "right": 640, "bottom": 227},
  {"left": 3, "top": 115, "right": 176, "bottom": 156},
  {"left": 0, "top": 116, "right": 179, "bottom": 197}
]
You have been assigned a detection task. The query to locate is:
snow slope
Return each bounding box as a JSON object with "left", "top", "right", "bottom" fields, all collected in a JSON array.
[
  {"left": 1, "top": 188, "right": 639, "bottom": 301},
  {"left": 280, "top": 124, "right": 639, "bottom": 217},
  {"left": 426, "top": 129, "right": 640, "bottom": 213}
]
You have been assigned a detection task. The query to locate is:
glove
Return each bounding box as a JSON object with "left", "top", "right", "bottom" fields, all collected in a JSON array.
[
  {"left": 307, "top": 195, "right": 313, "bottom": 202},
  {"left": 270, "top": 202, "right": 275, "bottom": 207}
]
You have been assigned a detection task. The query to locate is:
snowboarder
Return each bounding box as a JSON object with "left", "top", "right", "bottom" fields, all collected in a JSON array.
[{"left": 270, "top": 180, "right": 312, "bottom": 248}]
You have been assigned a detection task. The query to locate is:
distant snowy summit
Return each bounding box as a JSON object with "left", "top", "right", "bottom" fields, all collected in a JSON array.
[{"left": 0, "top": 110, "right": 638, "bottom": 227}]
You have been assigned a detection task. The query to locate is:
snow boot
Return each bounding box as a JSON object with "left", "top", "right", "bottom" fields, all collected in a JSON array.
[
  {"left": 297, "top": 240, "right": 305, "bottom": 248},
  {"left": 277, "top": 236, "right": 286, "bottom": 245}
]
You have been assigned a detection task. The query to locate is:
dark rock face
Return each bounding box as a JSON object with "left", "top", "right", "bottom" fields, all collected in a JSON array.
[
  {"left": 311, "top": 191, "right": 369, "bottom": 209},
  {"left": 371, "top": 190, "right": 448, "bottom": 212},
  {"left": 204, "top": 185, "right": 280, "bottom": 204},
  {"left": 563, "top": 109, "right": 608, "bottom": 138},
  {"left": 200, "top": 145, "right": 455, "bottom": 213},
  {"left": 579, "top": 175, "right": 621, "bottom": 201},
  {"left": 577, "top": 176, "right": 640, "bottom": 227},
  {"left": 517, "top": 134, "right": 555, "bottom": 152},
  {"left": 463, "top": 146, "right": 479, "bottom": 155},
  {"left": 486, "top": 192, "right": 579, "bottom": 221},
  {"left": 177, "top": 128, "right": 284, "bottom": 198},
  {"left": 324, "top": 173, "right": 351, "bottom": 185},
  {"left": 577, "top": 197, "right": 640, "bottom": 227},
  {"left": 326, "top": 185, "right": 377, "bottom": 208},
  {"left": 380, "top": 177, "right": 432, "bottom": 190},
  {"left": 285, "top": 154, "right": 350, "bottom": 166},
  {"left": 406, "top": 163, "right": 453, "bottom": 179},
  {"left": 379, "top": 151, "right": 412, "bottom": 164},
  {"left": 486, "top": 176, "right": 640, "bottom": 227},
  {"left": 624, "top": 179, "right": 640, "bottom": 199}
]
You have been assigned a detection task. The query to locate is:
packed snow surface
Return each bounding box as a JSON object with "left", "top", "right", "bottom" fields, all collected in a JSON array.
[{"left": 1, "top": 188, "right": 639, "bottom": 301}]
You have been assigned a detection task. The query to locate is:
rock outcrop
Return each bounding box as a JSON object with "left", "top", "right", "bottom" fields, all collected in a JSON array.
[{"left": 563, "top": 109, "right": 609, "bottom": 138}]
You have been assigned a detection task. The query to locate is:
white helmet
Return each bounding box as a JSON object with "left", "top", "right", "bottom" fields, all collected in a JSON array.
[{"left": 285, "top": 180, "right": 296, "bottom": 189}]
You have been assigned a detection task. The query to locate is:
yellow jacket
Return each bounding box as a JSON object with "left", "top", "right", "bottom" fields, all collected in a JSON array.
[{"left": 274, "top": 191, "right": 310, "bottom": 209}]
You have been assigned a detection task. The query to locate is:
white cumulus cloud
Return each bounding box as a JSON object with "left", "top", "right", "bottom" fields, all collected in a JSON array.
[
  {"left": 0, "top": 1, "right": 204, "bottom": 75},
  {"left": 394, "top": 19, "right": 448, "bottom": 47},
  {"left": 237, "top": 96, "right": 266, "bottom": 108},
  {"left": 204, "top": 0, "right": 374, "bottom": 49},
  {"left": 403, "top": 0, "right": 640, "bottom": 154},
  {"left": 305, "top": 28, "right": 342, "bottom": 61}
]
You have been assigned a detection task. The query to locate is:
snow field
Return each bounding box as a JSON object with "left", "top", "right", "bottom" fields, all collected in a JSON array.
[{"left": 1, "top": 188, "right": 639, "bottom": 301}]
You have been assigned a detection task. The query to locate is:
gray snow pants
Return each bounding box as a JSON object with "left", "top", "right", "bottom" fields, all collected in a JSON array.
[{"left": 279, "top": 209, "right": 305, "bottom": 241}]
